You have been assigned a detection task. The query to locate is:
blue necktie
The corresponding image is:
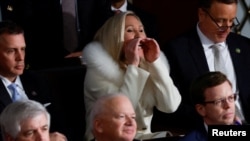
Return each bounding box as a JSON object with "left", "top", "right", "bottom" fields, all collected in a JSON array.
[{"left": 8, "top": 83, "right": 21, "bottom": 102}]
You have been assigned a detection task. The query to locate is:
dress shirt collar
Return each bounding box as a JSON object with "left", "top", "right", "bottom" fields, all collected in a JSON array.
[
  {"left": 0, "top": 75, "right": 23, "bottom": 90},
  {"left": 196, "top": 23, "right": 226, "bottom": 50},
  {"left": 111, "top": 0, "right": 127, "bottom": 12}
]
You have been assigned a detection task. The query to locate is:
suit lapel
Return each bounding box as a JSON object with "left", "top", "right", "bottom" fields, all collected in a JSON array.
[
  {"left": 196, "top": 126, "right": 208, "bottom": 141},
  {"left": 189, "top": 30, "right": 210, "bottom": 74},
  {"left": 20, "top": 71, "right": 38, "bottom": 99},
  {"left": 0, "top": 80, "right": 13, "bottom": 106},
  {"left": 226, "top": 34, "right": 242, "bottom": 73}
]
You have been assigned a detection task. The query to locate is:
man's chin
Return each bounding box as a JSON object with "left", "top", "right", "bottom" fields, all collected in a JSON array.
[{"left": 15, "top": 70, "right": 24, "bottom": 75}]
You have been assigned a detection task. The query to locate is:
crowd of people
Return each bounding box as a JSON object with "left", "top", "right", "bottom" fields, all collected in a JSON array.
[{"left": 0, "top": 0, "right": 250, "bottom": 141}]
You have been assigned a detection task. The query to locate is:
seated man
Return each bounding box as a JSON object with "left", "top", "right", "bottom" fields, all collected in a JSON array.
[
  {"left": 0, "top": 100, "right": 67, "bottom": 141},
  {"left": 90, "top": 93, "right": 137, "bottom": 141},
  {"left": 179, "top": 71, "right": 241, "bottom": 141}
]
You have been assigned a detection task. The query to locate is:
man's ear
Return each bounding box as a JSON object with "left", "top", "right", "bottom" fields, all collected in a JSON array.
[
  {"left": 198, "top": 8, "right": 206, "bottom": 20},
  {"left": 195, "top": 104, "right": 206, "bottom": 117},
  {"left": 94, "top": 119, "right": 103, "bottom": 133}
]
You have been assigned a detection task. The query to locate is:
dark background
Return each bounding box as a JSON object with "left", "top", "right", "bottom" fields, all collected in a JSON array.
[{"left": 133, "top": 0, "right": 199, "bottom": 47}]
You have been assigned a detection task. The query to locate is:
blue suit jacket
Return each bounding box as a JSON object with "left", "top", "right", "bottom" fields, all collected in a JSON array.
[
  {"left": 162, "top": 28, "right": 250, "bottom": 130},
  {"left": 178, "top": 124, "right": 207, "bottom": 141}
]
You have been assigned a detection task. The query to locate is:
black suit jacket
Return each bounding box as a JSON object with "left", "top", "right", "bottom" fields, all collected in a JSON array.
[
  {"left": 77, "top": 0, "right": 159, "bottom": 51},
  {"left": 162, "top": 28, "right": 250, "bottom": 131}
]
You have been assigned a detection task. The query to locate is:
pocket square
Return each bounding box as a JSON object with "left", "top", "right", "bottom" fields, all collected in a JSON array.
[{"left": 43, "top": 103, "right": 51, "bottom": 107}]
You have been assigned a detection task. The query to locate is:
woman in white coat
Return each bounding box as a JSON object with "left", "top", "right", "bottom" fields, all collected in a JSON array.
[{"left": 82, "top": 11, "right": 181, "bottom": 141}]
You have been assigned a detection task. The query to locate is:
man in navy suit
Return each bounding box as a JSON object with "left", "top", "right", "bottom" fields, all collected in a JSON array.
[
  {"left": 162, "top": 0, "right": 250, "bottom": 134},
  {"left": 179, "top": 71, "right": 240, "bottom": 141},
  {"left": 0, "top": 21, "right": 66, "bottom": 141}
]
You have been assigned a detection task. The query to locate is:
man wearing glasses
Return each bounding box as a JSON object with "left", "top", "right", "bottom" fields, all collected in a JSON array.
[
  {"left": 163, "top": 0, "right": 250, "bottom": 135},
  {"left": 179, "top": 71, "right": 240, "bottom": 141}
]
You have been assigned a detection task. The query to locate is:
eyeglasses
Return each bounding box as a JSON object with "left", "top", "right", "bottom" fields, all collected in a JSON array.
[
  {"left": 204, "top": 94, "right": 237, "bottom": 106},
  {"left": 202, "top": 9, "right": 240, "bottom": 31}
]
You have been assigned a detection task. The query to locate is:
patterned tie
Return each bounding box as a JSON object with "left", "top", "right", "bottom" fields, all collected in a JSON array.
[{"left": 8, "top": 83, "right": 21, "bottom": 102}]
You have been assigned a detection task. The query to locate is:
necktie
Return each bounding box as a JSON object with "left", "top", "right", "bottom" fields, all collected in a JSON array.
[
  {"left": 212, "top": 44, "right": 227, "bottom": 74},
  {"left": 235, "top": 105, "right": 245, "bottom": 123},
  {"left": 8, "top": 83, "right": 21, "bottom": 102},
  {"left": 234, "top": 94, "right": 245, "bottom": 123}
]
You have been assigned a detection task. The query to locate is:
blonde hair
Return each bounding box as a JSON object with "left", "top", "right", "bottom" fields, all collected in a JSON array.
[{"left": 93, "top": 11, "right": 143, "bottom": 69}]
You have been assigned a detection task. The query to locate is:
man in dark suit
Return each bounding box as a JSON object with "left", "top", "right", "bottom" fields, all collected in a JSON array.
[
  {"left": 0, "top": 21, "right": 66, "bottom": 141},
  {"left": 162, "top": 0, "right": 250, "bottom": 134},
  {"left": 66, "top": 0, "right": 158, "bottom": 58}
]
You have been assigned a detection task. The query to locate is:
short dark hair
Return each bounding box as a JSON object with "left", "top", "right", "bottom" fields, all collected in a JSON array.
[
  {"left": 190, "top": 71, "right": 232, "bottom": 105},
  {"left": 199, "top": 0, "right": 238, "bottom": 9},
  {"left": 0, "top": 20, "right": 24, "bottom": 35}
]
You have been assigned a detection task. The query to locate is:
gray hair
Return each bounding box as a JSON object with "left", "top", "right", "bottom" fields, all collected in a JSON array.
[
  {"left": 0, "top": 100, "right": 50, "bottom": 140},
  {"left": 89, "top": 93, "right": 127, "bottom": 132}
]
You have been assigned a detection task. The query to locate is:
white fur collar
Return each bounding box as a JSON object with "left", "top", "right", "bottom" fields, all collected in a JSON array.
[{"left": 83, "top": 41, "right": 124, "bottom": 84}]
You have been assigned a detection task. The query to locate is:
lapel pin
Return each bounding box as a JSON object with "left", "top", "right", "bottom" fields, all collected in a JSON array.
[
  {"left": 31, "top": 91, "right": 37, "bottom": 96},
  {"left": 7, "top": 5, "right": 13, "bottom": 11},
  {"left": 235, "top": 48, "right": 241, "bottom": 54}
]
